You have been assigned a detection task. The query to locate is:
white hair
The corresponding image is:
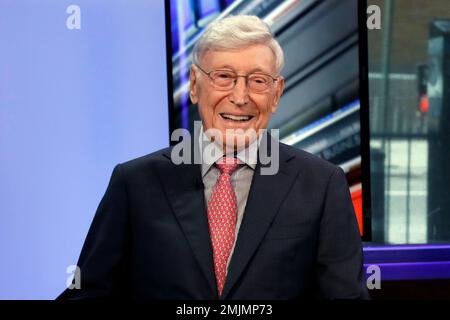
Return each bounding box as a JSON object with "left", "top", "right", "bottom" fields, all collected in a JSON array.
[{"left": 192, "top": 15, "right": 285, "bottom": 73}]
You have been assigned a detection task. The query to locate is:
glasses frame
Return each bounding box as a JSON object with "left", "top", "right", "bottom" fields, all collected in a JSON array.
[{"left": 194, "top": 64, "right": 279, "bottom": 93}]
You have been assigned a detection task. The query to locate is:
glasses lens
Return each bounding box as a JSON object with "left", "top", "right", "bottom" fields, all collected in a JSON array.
[
  {"left": 208, "top": 70, "right": 274, "bottom": 92},
  {"left": 248, "top": 74, "right": 271, "bottom": 92},
  {"left": 211, "top": 70, "right": 235, "bottom": 88}
]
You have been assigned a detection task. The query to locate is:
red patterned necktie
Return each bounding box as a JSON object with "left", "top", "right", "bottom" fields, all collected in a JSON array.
[{"left": 207, "top": 157, "right": 239, "bottom": 297}]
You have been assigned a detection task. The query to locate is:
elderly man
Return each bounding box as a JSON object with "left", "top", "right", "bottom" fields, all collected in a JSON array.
[{"left": 58, "top": 15, "right": 368, "bottom": 300}]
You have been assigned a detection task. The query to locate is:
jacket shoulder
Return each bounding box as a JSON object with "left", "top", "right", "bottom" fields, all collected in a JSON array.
[
  {"left": 116, "top": 146, "right": 173, "bottom": 176},
  {"left": 279, "top": 142, "right": 340, "bottom": 176}
]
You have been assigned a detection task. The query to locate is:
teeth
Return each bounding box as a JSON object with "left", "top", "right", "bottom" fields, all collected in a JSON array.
[{"left": 221, "top": 114, "right": 252, "bottom": 121}]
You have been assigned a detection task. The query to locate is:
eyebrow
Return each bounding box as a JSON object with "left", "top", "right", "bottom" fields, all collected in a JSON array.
[{"left": 214, "top": 64, "right": 273, "bottom": 74}]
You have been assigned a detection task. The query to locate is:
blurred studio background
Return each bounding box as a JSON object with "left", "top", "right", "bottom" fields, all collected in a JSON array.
[{"left": 1, "top": 0, "right": 450, "bottom": 299}]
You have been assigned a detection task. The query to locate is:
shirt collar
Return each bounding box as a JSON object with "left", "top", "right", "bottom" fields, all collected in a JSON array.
[{"left": 198, "top": 125, "right": 260, "bottom": 177}]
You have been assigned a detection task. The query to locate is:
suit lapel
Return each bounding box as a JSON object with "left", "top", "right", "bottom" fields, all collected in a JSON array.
[
  {"left": 157, "top": 149, "right": 217, "bottom": 297},
  {"left": 221, "top": 140, "right": 298, "bottom": 299},
  {"left": 157, "top": 135, "right": 299, "bottom": 299}
]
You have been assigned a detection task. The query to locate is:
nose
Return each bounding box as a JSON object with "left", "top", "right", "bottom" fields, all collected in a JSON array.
[{"left": 228, "top": 76, "right": 249, "bottom": 106}]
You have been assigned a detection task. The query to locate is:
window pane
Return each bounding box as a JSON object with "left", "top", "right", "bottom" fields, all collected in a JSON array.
[{"left": 368, "top": 0, "right": 450, "bottom": 244}]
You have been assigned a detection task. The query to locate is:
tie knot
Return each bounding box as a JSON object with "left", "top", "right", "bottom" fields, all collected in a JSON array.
[{"left": 216, "top": 157, "right": 238, "bottom": 175}]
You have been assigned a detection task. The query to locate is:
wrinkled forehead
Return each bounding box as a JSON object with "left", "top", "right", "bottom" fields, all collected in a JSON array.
[{"left": 199, "top": 45, "right": 277, "bottom": 74}]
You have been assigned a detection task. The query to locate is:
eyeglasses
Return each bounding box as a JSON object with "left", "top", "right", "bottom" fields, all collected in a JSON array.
[{"left": 195, "top": 64, "right": 279, "bottom": 93}]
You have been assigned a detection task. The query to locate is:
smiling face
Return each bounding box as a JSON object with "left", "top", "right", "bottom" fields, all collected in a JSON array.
[{"left": 189, "top": 44, "right": 284, "bottom": 151}]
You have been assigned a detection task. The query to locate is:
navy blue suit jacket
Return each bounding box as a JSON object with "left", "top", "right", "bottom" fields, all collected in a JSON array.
[{"left": 58, "top": 139, "right": 368, "bottom": 300}]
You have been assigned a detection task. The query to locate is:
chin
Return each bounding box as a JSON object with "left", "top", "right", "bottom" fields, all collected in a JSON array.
[{"left": 221, "top": 130, "right": 258, "bottom": 153}]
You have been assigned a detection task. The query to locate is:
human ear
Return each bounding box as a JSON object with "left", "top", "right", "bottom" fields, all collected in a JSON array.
[
  {"left": 271, "top": 76, "right": 285, "bottom": 113},
  {"left": 189, "top": 65, "right": 199, "bottom": 104}
]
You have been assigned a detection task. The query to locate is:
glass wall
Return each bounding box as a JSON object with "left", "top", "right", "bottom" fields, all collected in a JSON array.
[{"left": 367, "top": 0, "right": 450, "bottom": 244}]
